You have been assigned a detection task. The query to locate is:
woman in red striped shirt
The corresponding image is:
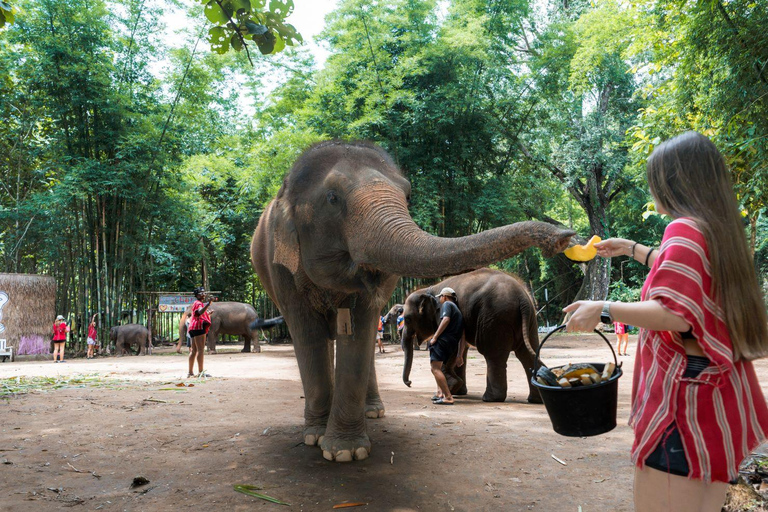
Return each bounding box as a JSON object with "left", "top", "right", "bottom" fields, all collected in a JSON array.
[{"left": 564, "top": 132, "right": 768, "bottom": 511}]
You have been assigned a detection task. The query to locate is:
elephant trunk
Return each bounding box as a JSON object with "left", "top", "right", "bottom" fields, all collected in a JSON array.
[
  {"left": 401, "top": 325, "right": 415, "bottom": 387},
  {"left": 346, "top": 185, "right": 574, "bottom": 278}
]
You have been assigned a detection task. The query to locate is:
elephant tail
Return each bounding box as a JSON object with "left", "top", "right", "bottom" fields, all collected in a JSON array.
[
  {"left": 520, "top": 292, "right": 540, "bottom": 366},
  {"left": 249, "top": 316, "right": 284, "bottom": 331}
]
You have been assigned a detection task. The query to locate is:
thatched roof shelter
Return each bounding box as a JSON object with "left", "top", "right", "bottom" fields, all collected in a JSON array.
[{"left": 0, "top": 273, "right": 56, "bottom": 353}]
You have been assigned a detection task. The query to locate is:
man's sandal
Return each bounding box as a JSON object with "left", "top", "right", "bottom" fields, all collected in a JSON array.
[{"left": 434, "top": 398, "right": 454, "bottom": 405}]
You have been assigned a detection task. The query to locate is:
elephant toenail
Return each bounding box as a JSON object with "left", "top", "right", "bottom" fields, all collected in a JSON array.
[{"left": 335, "top": 450, "right": 353, "bottom": 462}]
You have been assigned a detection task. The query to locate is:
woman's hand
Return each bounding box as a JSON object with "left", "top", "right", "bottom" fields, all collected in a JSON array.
[
  {"left": 594, "top": 238, "right": 633, "bottom": 258},
  {"left": 428, "top": 336, "right": 436, "bottom": 346},
  {"left": 455, "top": 353, "right": 464, "bottom": 367},
  {"left": 563, "top": 301, "right": 604, "bottom": 332}
]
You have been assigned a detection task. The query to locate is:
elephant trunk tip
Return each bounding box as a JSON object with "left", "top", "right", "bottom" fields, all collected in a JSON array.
[{"left": 404, "top": 379, "right": 412, "bottom": 387}]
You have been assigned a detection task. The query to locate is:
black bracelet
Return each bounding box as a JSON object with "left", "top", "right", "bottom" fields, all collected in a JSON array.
[
  {"left": 631, "top": 241, "right": 639, "bottom": 259},
  {"left": 644, "top": 248, "right": 655, "bottom": 266}
]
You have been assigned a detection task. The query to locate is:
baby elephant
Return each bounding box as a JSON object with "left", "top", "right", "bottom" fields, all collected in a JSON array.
[
  {"left": 401, "top": 268, "right": 541, "bottom": 403},
  {"left": 110, "top": 324, "right": 151, "bottom": 356}
]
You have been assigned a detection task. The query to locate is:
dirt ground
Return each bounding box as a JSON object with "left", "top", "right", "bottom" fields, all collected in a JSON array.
[{"left": 1, "top": 333, "right": 767, "bottom": 512}]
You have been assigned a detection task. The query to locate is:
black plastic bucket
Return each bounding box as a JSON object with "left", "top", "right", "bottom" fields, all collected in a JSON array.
[{"left": 531, "top": 325, "right": 622, "bottom": 437}]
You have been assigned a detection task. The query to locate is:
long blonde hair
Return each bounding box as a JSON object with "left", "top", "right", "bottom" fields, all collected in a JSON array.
[{"left": 647, "top": 131, "right": 768, "bottom": 360}]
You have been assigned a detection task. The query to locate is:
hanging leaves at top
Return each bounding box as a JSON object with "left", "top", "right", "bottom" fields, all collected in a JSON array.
[
  {"left": 0, "top": 1, "right": 15, "bottom": 28},
  {"left": 199, "top": 0, "right": 302, "bottom": 64}
]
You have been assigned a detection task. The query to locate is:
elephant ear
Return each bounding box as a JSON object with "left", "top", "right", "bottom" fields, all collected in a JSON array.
[
  {"left": 417, "top": 294, "right": 437, "bottom": 316},
  {"left": 272, "top": 199, "right": 300, "bottom": 273}
]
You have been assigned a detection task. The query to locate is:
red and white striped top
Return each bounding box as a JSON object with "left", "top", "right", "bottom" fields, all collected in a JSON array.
[{"left": 630, "top": 218, "right": 768, "bottom": 482}]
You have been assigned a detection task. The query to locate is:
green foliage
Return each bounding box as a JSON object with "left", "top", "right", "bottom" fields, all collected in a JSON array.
[
  {"left": 0, "top": 1, "right": 14, "bottom": 28},
  {"left": 2, "top": 0, "right": 767, "bottom": 336},
  {"left": 625, "top": 0, "right": 768, "bottom": 246},
  {"left": 197, "top": 0, "right": 302, "bottom": 62}
]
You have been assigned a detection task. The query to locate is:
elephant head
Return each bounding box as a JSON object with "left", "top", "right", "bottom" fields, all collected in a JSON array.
[
  {"left": 109, "top": 326, "right": 118, "bottom": 342},
  {"left": 382, "top": 304, "right": 404, "bottom": 326},
  {"left": 399, "top": 293, "right": 442, "bottom": 386},
  {"left": 263, "top": 141, "right": 574, "bottom": 300}
]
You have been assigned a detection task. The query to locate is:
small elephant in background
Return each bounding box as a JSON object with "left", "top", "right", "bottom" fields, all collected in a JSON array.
[
  {"left": 401, "top": 268, "right": 541, "bottom": 403},
  {"left": 110, "top": 324, "right": 150, "bottom": 356}
]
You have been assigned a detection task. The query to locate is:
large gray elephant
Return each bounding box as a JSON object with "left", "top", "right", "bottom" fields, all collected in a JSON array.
[
  {"left": 110, "top": 324, "right": 150, "bottom": 356},
  {"left": 250, "top": 141, "right": 573, "bottom": 462},
  {"left": 176, "top": 302, "right": 261, "bottom": 354},
  {"left": 400, "top": 268, "right": 541, "bottom": 403}
]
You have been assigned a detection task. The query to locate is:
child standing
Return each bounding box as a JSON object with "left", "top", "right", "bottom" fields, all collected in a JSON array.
[
  {"left": 614, "top": 321, "right": 629, "bottom": 356},
  {"left": 86, "top": 314, "right": 98, "bottom": 359},
  {"left": 52, "top": 315, "right": 69, "bottom": 363}
]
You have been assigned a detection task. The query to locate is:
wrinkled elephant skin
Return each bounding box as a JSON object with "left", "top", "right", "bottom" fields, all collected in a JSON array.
[
  {"left": 110, "top": 324, "right": 150, "bottom": 356},
  {"left": 250, "top": 141, "right": 574, "bottom": 462},
  {"left": 177, "top": 302, "right": 261, "bottom": 354},
  {"left": 401, "top": 268, "right": 542, "bottom": 403}
]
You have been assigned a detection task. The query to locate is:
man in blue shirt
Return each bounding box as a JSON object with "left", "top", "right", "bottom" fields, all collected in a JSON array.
[{"left": 428, "top": 287, "right": 464, "bottom": 405}]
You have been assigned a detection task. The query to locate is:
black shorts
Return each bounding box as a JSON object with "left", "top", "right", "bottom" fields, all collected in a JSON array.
[
  {"left": 429, "top": 338, "right": 457, "bottom": 363},
  {"left": 645, "top": 355, "right": 727, "bottom": 479},
  {"left": 188, "top": 329, "right": 207, "bottom": 338}
]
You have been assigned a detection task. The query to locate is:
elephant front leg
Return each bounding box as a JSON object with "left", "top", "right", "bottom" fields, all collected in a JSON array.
[
  {"left": 320, "top": 307, "right": 374, "bottom": 462},
  {"left": 445, "top": 344, "right": 469, "bottom": 395},
  {"left": 365, "top": 348, "right": 385, "bottom": 419},
  {"left": 207, "top": 331, "right": 217, "bottom": 354},
  {"left": 291, "top": 316, "right": 334, "bottom": 447},
  {"left": 482, "top": 352, "right": 509, "bottom": 402}
]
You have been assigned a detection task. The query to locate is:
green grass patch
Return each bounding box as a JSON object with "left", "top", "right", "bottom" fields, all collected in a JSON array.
[{"left": 0, "top": 374, "right": 131, "bottom": 399}]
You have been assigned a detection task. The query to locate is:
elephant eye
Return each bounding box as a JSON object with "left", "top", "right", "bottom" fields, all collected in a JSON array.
[{"left": 326, "top": 190, "right": 338, "bottom": 205}]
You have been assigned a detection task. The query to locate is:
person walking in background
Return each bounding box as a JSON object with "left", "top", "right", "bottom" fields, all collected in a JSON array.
[
  {"left": 563, "top": 132, "right": 768, "bottom": 512},
  {"left": 188, "top": 287, "right": 216, "bottom": 378},
  {"left": 86, "top": 314, "right": 98, "bottom": 359},
  {"left": 428, "top": 287, "right": 464, "bottom": 405},
  {"left": 614, "top": 321, "right": 629, "bottom": 356},
  {"left": 52, "top": 315, "right": 69, "bottom": 363},
  {"left": 376, "top": 315, "right": 386, "bottom": 353}
]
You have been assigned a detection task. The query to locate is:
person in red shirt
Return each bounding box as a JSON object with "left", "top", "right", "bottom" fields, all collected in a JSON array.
[
  {"left": 375, "top": 315, "right": 385, "bottom": 354},
  {"left": 188, "top": 287, "right": 216, "bottom": 378},
  {"left": 564, "top": 132, "right": 768, "bottom": 511},
  {"left": 52, "top": 315, "right": 69, "bottom": 363},
  {"left": 613, "top": 321, "right": 629, "bottom": 356},
  {"left": 86, "top": 314, "right": 98, "bottom": 359}
]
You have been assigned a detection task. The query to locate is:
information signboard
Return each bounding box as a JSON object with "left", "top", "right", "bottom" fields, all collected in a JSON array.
[{"left": 158, "top": 295, "right": 196, "bottom": 313}]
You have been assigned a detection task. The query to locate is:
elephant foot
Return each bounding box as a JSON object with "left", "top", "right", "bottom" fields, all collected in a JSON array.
[
  {"left": 320, "top": 434, "right": 371, "bottom": 462},
  {"left": 482, "top": 391, "right": 507, "bottom": 402},
  {"left": 365, "top": 400, "right": 386, "bottom": 419},
  {"left": 451, "top": 384, "right": 468, "bottom": 396},
  {"left": 241, "top": 346, "right": 251, "bottom": 353},
  {"left": 527, "top": 390, "right": 543, "bottom": 404},
  {"left": 303, "top": 426, "right": 326, "bottom": 447}
]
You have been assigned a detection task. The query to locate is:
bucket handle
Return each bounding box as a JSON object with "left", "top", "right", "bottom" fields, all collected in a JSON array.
[{"left": 534, "top": 324, "right": 620, "bottom": 374}]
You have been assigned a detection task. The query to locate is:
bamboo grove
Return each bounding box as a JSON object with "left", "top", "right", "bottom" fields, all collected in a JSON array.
[{"left": 1, "top": 0, "right": 767, "bottom": 342}]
